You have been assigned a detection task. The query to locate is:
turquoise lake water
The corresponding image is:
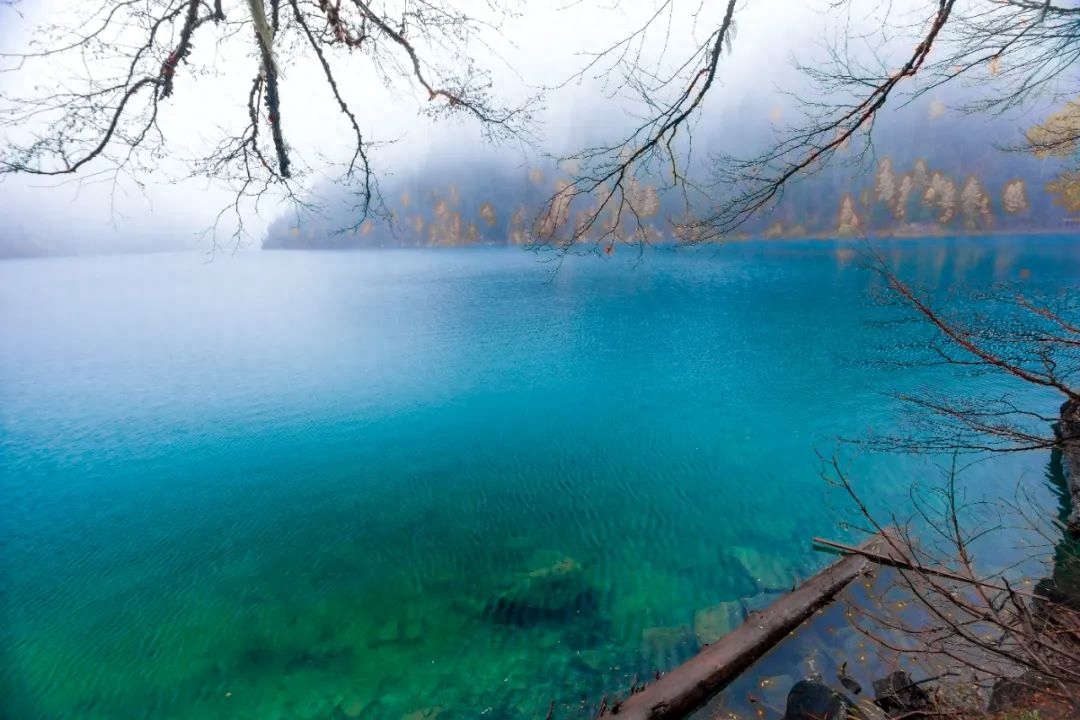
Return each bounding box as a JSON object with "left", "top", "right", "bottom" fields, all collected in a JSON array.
[{"left": 1, "top": 236, "right": 1077, "bottom": 720}]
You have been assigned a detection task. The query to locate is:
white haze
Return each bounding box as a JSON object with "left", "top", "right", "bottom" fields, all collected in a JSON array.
[{"left": 0, "top": 0, "right": 932, "bottom": 254}]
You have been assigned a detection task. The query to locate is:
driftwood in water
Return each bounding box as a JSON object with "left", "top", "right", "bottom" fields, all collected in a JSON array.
[{"left": 599, "top": 531, "right": 896, "bottom": 720}]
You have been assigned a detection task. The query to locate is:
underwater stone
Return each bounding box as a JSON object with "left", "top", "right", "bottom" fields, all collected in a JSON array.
[
  {"left": 740, "top": 590, "right": 783, "bottom": 618},
  {"left": 693, "top": 600, "right": 743, "bottom": 645},
  {"left": 837, "top": 670, "right": 862, "bottom": 696},
  {"left": 339, "top": 702, "right": 364, "bottom": 719},
  {"left": 639, "top": 624, "right": 697, "bottom": 670},
  {"left": 872, "top": 671, "right": 931, "bottom": 716},
  {"left": 337, "top": 687, "right": 377, "bottom": 719},
  {"left": 561, "top": 618, "right": 611, "bottom": 650},
  {"left": 731, "top": 545, "right": 795, "bottom": 591},
  {"left": 536, "top": 628, "right": 562, "bottom": 650},
  {"left": 367, "top": 615, "right": 424, "bottom": 648},
  {"left": 402, "top": 706, "right": 442, "bottom": 720},
  {"left": 483, "top": 557, "right": 598, "bottom": 626},
  {"left": 783, "top": 680, "right": 852, "bottom": 720},
  {"left": 569, "top": 648, "right": 612, "bottom": 677},
  {"left": 368, "top": 618, "right": 400, "bottom": 647}
]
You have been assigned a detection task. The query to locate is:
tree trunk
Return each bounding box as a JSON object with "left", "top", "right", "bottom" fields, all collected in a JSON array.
[{"left": 1057, "top": 398, "right": 1080, "bottom": 535}]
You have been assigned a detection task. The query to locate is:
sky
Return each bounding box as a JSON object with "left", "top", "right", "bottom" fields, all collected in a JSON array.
[{"left": 0, "top": 0, "right": 938, "bottom": 254}]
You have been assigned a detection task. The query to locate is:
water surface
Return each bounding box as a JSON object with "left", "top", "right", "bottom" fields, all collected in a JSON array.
[{"left": 2, "top": 237, "right": 1076, "bottom": 719}]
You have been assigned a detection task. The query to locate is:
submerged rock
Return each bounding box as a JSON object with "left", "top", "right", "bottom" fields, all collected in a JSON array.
[
  {"left": 402, "top": 707, "right": 441, "bottom": 720},
  {"left": 483, "top": 557, "right": 598, "bottom": 626},
  {"left": 872, "top": 671, "right": 931, "bottom": 716},
  {"left": 535, "top": 628, "right": 563, "bottom": 650},
  {"left": 784, "top": 680, "right": 853, "bottom": 720},
  {"left": 568, "top": 651, "right": 610, "bottom": 678},
  {"left": 987, "top": 672, "right": 1055, "bottom": 716},
  {"left": 693, "top": 600, "right": 744, "bottom": 645},
  {"left": 337, "top": 691, "right": 374, "bottom": 719},
  {"left": 369, "top": 618, "right": 400, "bottom": 646},
  {"left": 837, "top": 671, "right": 862, "bottom": 696},
  {"left": 740, "top": 590, "right": 784, "bottom": 618},
  {"left": 731, "top": 545, "right": 796, "bottom": 591},
  {"left": 367, "top": 615, "right": 424, "bottom": 648},
  {"left": 561, "top": 618, "right": 611, "bottom": 650},
  {"left": 640, "top": 624, "right": 698, "bottom": 670}
]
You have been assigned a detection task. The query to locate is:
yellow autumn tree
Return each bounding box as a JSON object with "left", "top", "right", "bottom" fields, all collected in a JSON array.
[
  {"left": 874, "top": 157, "right": 897, "bottom": 205},
  {"left": 959, "top": 175, "right": 992, "bottom": 231},
  {"left": 1046, "top": 171, "right": 1080, "bottom": 213},
  {"left": 762, "top": 220, "right": 785, "bottom": 239},
  {"left": 626, "top": 179, "right": 660, "bottom": 220},
  {"left": 407, "top": 214, "right": 425, "bottom": 239},
  {"left": 1026, "top": 99, "right": 1080, "bottom": 158},
  {"left": 428, "top": 198, "right": 463, "bottom": 245},
  {"left": 537, "top": 181, "right": 574, "bottom": 239},
  {"left": 1028, "top": 100, "right": 1080, "bottom": 215},
  {"left": 837, "top": 193, "right": 861, "bottom": 235},
  {"left": 1001, "top": 179, "right": 1030, "bottom": 215},
  {"left": 671, "top": 210, "right": 710, "bottom": 243},
  {"left": 509, "top": 206, "right": 528, "bottom": 245},
  {"left": 924, "top": 172, "right": 958, "bottom": 224},
  {"left": 911, "top": 159, "right": 930, "bottom": 191},
  {"left": 894, "top": 175, "right": 914, "bottom": 221},
  {"left": 571, "top": 206, "right": 595, "bottom": 243}
]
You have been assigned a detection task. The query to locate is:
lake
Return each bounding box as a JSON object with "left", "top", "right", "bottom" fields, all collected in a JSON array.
[{"left": 1, "top": 236, "right": 1077, "bottom": 720}]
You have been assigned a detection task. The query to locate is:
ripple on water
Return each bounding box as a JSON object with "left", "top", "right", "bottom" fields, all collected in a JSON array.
[{"left": 1, "top": 238, "right": 1075, "bottom": 719}]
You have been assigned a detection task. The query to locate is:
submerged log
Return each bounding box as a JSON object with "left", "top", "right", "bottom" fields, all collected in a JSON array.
[{"left": 600, "top": 531, "right": 896, "bottom": 720}]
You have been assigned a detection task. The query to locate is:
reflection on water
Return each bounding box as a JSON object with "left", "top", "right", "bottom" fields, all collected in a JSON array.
[{"left": 1, "top": 236, "right": 1076, "bottom": 719}]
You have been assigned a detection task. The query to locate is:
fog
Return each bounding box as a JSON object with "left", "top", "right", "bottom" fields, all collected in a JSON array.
[{"left": 0, "top": 0, "right": 978, "bottom": 255}]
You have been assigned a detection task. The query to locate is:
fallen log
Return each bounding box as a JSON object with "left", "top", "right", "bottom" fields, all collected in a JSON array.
[
  {"left": 811, "top": 536, "right": 1048, "bottom": 602},
  {"left": 600, "top": 530, "right": 896, "bottom": 720}
]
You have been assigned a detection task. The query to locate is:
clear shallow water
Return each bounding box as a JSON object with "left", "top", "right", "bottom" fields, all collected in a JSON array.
[{"left": 1, "top": 237, "right": 1077, "bottom": 720}]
